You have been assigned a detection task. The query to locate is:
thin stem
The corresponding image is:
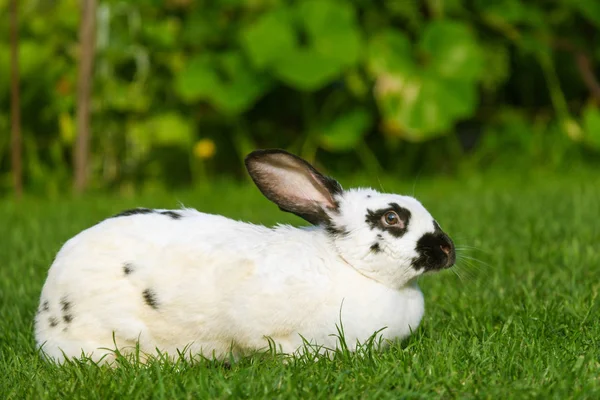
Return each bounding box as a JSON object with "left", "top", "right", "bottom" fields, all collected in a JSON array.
[{"left": 537, "top": 51, "right": 575, "bottom": 138}]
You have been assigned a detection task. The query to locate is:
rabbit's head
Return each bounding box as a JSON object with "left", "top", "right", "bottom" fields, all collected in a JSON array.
[{"left": 246, "top": 149, "right": 455, "bottom": 289}]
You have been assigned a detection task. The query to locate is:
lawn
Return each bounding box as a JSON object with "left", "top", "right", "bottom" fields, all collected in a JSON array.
[{"left": 1, "top": 169, "right": 599, "bottom": 399}]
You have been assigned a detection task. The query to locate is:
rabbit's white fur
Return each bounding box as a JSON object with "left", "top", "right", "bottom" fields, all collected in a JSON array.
[{"left": 35, "top": 150, "right": 453, "bottom": 364}]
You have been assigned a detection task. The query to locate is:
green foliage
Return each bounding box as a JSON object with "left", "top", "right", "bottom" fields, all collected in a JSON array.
[
  {"left": 2, "top": 0, "right": 600, "bottom": 194},
  {"left": 582, "top": 104, "right": 600, "bottom": 148},
  {"left": 175, "top": 52, "right": 271, "bottom": 114},
  {"left": 368, "top": 21, "right": 483, "bottom": 139},
  {"left": 1, "top": 171, "right": 600, "bottom": 397},
  {"left": 319, "top": 108, "right": 372, "bottom": 152},
  {"left": 242, "top": 0, "right": 362, "bottom": 91}
]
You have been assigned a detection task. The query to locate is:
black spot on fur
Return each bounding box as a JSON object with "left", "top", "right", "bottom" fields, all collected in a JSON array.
[
  {"left": 60, "top": 297, "right": 71, "bottom": 312},
  {"left": 113, "top": 208, "right": 183, "bottom": 220},
  {"left": 112, "top": 208, "right": 155, "bottom": 218},
  {"left": 143, "top": 289, "right": 159, "bottom": 310},
  {"left": 365, "top": 203, "right": 411, "bottom": 238},
  {"left": 370, "top": 242, "right": 381, "bottom": 253},
  {"left": 366, "top": 195, "right": 371, "bottom": 198},
  {"left": 123, "top": 263, "right": 134, "bottom": 275},
  {"left": 41, "top": 300, "right": 49, "bottom": 313},
  {"left": 160, "top": 211, "right": 182, "bottom": 220},
  {"left": 411, "top": 221, "right": 455, "bottom": 271},
  {"left": 49, "top": 317, "right": 59, "bottom": 327},
  {"left": 325, "top": 224, "right": 349, "bottom": 238},
  {"left": 63, "top": 314, "right": 73, "bottom": 323}
]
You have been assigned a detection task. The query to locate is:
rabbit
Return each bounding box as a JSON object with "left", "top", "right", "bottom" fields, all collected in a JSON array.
[{"left": 34, "top": 149, "right": 455, "bottom": 364}]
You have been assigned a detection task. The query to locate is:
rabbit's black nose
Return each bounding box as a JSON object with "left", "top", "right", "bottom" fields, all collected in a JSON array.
[
  {"left": 438, "top": 234, "right": 456, "bottom": 268},
  {"left": 411, "top": 225, "right": 456, "bottom": 272},
  {"left": 440, "top": 243, "right": 451, "bottom": 255}
]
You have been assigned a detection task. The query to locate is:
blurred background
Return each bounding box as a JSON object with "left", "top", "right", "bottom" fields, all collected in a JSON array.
[{"left": 2, "top": 0, "right": 600, "bottom": 197}]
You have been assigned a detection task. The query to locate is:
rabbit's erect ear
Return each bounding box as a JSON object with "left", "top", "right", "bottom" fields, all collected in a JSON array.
[{"left": 245, "top": 149, "right": 343, "bottom": 225}]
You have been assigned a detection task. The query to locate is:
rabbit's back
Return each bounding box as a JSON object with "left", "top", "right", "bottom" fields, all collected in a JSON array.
[{"left": 34, "top": 209, "right": 274, "bottom": 363}]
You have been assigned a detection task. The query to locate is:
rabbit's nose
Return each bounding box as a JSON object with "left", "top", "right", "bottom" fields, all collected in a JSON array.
[
  {"left": 440, "top": 235, "right": 456, "bottom": 267},
  {"left": 440, "top": 243, "right": 451, "bottom": 255}
]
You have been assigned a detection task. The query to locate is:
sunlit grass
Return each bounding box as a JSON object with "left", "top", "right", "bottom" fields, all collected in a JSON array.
[{"left": 1, "top": 170, "right": 599, "bottom": 398}]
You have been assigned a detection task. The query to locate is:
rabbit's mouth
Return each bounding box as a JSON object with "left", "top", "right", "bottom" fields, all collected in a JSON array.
[{"left": 411, "top": 223, "right": 456, "bottom": 272}]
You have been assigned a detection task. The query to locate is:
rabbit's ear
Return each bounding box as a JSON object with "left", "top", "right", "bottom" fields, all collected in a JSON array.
[{"left": 245, "top": 149, "right": 343, "bottom": 225}]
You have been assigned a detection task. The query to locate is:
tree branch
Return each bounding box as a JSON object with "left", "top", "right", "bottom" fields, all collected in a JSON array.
[
  {"left": 74, "top": 0, "right": 97, "bottom": 193},
  {"left": 575, "top": 53, "right": 600, "bottom": 103},
  {"left": 545, "top": 38, "right": 600, "bottom": 103}
]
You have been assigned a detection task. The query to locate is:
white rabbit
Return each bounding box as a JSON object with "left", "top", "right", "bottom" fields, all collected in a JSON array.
[{"left": 34, "top": 149, "right": 455, "bottom": 364}]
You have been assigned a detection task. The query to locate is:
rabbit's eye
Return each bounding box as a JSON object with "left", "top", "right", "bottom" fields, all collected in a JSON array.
[{"left": 382, "top": 211, "right": 400, "bottom": 226}]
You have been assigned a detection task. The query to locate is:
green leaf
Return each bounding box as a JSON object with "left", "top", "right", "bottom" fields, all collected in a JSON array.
[
  {"left": 319, "top": 108, "right": 372, "bottom": 151},
  {"left": 377, "top": 77, "right": 476, "bottom": 140},
  {"left": 209, "top": 52, "right": 272, "bottom": 114},
  {"left": 480, "top": 42, "right": 511, "bottom": 92},
  {"left": 174, "top": 55, "right": 221, "bottom": 102},
  {"left": 175, "top": 53, "right": 270, "bottom": 115},
  {"left": 476, "top": 0, "right": 526, "bottom": 23},
  {"left": 582, "top": 104, "right": 600, "bottom": 149},
  {"left": 241, "top": 9, "right": 295, "bottom": 69},
  {"left": 367, "top": 22, "right": 483, "bottom": 139},
  {"left": 420, "top": 21, "right": 483, "bottom": 81},
  {"left": 574, "top": 0, "right": 600, "bottom": 28},
  {"left": 102, "top": 80, "right": 151, "bottom": 112},
  {"left": 181, "top": 10, "right": 223, "bottom": 46},
  {"left": 299, "top": 0, "right": 361, "bottom": 67},
  {"left": 241, "top": 0, "right": 362, "bottom": 91},
  {"left": 476, "top": 0, "right": 545, "bottom": 27},
  {"left": 274, "top": 50, "right": 341, "bottom": 91},
  {"left": 20, "top": 40, "right": 52, "bottom": 78},
  {"left": 143, "top": 18, "right": 180, "bottom": 49},
  {"left": 128, "top": 113, "right": 194, "bottom": 158},
  {"left": 149, "top": 113, "right": 194, "bottom": 146},
  {"left": 367, "top": 31, "right": 415, "bottom": 76}
]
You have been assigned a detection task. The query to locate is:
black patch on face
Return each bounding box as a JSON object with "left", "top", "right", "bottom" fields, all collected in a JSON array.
[
  {"left": 112, "top": 208, "right": 155, "bottom": 218},
  {"left": 411, "top": 221, "right": 456, "bottom": 271},
  {"left": 321, "top": 205, "right": 347, "bottom": 238},
  {"left": 63, "top": 314, "right": 73, "bottom": 323},
  {"left": 370, "top": 242, "right": 381, "bottom": 253},
  {"left": 60, "top": 297, "right": 71, "bottom": 312},
  {"left": 160, "top": 211, "right": 182, "bottom": 220},
  {"left": 143, "top": 289, "right": 159, "bottom": 310},
  {"left": 49, "top": 317, "right": 59, "bottom": 327},
  {"left": 325, "top": 224, "right": 348, "bottom": 238},
  {"left": 123, "top": 263, "right": 134, "bottom": 275},
  {"left": 365, "top": 203, "right": 411, "bottom": 238}
]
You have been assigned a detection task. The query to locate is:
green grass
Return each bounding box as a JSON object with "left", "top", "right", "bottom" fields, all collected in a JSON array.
[{"left": 1, "top": 169, "right": 599, "bottom": 399}]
